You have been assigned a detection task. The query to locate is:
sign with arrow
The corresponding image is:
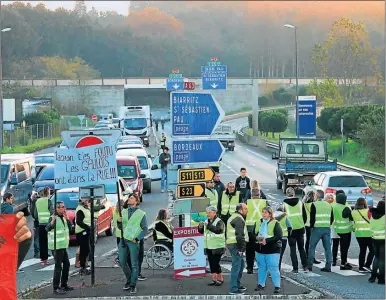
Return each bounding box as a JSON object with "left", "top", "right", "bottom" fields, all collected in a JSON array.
[
  {"left": 173, "top": 227, "right": 206, "bottom": 279},
  {"left": 178, "top": 168, "right": 215, "bottom": 184},
  {"left": 166, "top": 70, "right": 184, "bottom": 91},
  {"left": 177, "top": 183, "right": 205, "bottom": 199},
  {"left": 172, "top": 139, "right": 225, "bottom": 164},
  {"left": 201, "top": 58, "right": 227, "bottom": 90},
  {"left": 171, "top": 92, "right": 225, "bottom": 136}
]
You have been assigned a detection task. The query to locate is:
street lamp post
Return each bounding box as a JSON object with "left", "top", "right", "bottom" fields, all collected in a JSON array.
[
  {"left": 0, "top": 1, "right": 12, "bottom": 168},
  {"left": 284, "top": 24, "right": 299, "bottom": 138}
]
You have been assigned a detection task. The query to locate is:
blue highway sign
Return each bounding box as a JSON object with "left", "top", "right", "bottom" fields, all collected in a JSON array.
[
  {"left": 201, "top": 64, "right": 227, "bottom": 90},
  {"left": 166, "top": 77, "right": 184, "bottom": 91},
  {"left": 172, "top": 139, "right": 225, "bottom": 164},
  {"left": 171, "top": 92, "right": 225, "bottom": 136},
  {"left": 297, "top": 96, "right": 317, "bottom": 138}
]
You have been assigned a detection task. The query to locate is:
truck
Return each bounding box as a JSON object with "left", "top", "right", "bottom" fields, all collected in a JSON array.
[
  {"left": 99, "top": 113, "right": 113, "bottom": 123},
  {"left": 271, "top": 138, "right": 337, "bottom": 193},
  {"left": 119, "top": 106, "right": 151, "bottom": 147},
  {"left": 213, "top": 125, "right": 236, "bottom": 151}
]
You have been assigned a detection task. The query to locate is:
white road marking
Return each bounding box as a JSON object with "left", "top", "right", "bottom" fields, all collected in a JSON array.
[
  {"left": 245, "top": 149, "right": 269, "bottom": 160},
  {"left": 267, "top": 194, "right": 275, "bottom": 200},
  {"left": 221, "top": 161, "right": 238, "bottom": 176},
  {"left": 19, "top": 257, "right": 53, "bottom": 269},
  {"left": 313, "top": 260, "right": 365, "bottom": 276},
  {"left": 37, "top": 258, "right": 76, "bottom": 271}
]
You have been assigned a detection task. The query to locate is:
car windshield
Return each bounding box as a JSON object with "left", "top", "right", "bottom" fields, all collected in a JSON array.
[
  {"left": 105, "top": 183, "right": 118, "bottom": 194},
  {"left": 35, "top": 156, "right": 55, "bottom": 164},
  {"left": 118, "top": 165, "right": 137, "bottom": 179},
  {"left": 138, "top": 156, "right": 148, "bottom": 170},
  {"left": 112, "top": 119, "right": 120, "bottom": 124},
  {"left": 1, "top": 165, "right": 10, "bottom": 184},
  {"left": 50, "top": 192, "right": 79, "bottom": 209},
  {"left": 328, "top": 176, "right": 367, "bottom": 188},
  {"left": 124, "top": 118, "right": 147, "bottom": 130},
  {"left": 37, "top": 166, "right": 54, "bottom": 180}
]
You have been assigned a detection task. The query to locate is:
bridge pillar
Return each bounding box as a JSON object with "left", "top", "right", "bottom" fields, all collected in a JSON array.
[{"left": 252, "top": 79, "right": 259, "bottom": 136}]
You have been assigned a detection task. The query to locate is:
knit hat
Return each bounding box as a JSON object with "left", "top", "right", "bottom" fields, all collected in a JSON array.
[{"left": 336, "top": 193, "right": 347, "bottom": 204}]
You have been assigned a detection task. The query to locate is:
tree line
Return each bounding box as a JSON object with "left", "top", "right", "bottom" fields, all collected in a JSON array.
[
  {"left": 1, "top": 1, "right": 384, "bottom": 80},
  {"left": 248, "top": 109, "right": 289, "bottom": 138}
]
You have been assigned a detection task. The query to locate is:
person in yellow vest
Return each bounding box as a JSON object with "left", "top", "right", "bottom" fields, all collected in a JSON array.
[
  {"left": 112, "top": 199, "right": 125, "bottom": 265},
  {"left": 220, "top": 182, "right": 240, "bottom": 227},
  {"left": 306, "top": 190, "right": 334, "bottom": 272},
  {"left": 160, "top": 132, "right": 167, "bottom": 150},
  {"left": 303, "top": 191, "right": 321, "bottom": 265},
  {"left": 153, "top": 208, "right": 173, "bottom": 251},
  {"left": 45, "top": 201, "right": 74, "bottom": 295},
  {"left": 198, "top": 206, "right": 226, "bottom": 286},
  {"left": 34, "top": 187, "right": 53, "bottom": 265},
  {"left": 332, "top": 193, "right": 353, "bottom": 270},
  {"left": 283, "top": 187, "right": 308, "bottom": 273},
  {"left": 226, "top": 203, "right": 248, "bottom": 295},
  {"left": 350, "top": 197, "right": 374, "bottom": 272},
  {"left": 75, "top": 198, "right": 91, "bottom": 275},
  {"left": 117, "top": 193, "right": 148, "bottom": 294},
  {"left": 205, "top": 180, "right": 219, "bottom": 208},
  {"left": 325, "top": 193, "right": 340, "bottom": 266},
  {"left": 368, "top": 200, "right": 385, "bottom": 284},
  {"left": 274, "top": 204, "right": 292, "bottom": 273},
  {"left": 254, "top": 206, "right": 282, "bottom": 294},
  {"left": 245, "top": 186, "right": 268, "bottom": 274}
]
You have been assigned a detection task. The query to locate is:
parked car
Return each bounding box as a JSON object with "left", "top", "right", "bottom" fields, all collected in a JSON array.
[
  {"left": 303, "top": 171, "right": 374, "bottom": 207},
  {"left": 1, "top": 154, "right": 36, "bottom": 214},
  {"left": 104, "top": 177, "right": 133, "bottom": 206},
  {"left": 116, "top": 156, "right": 145, "bottom": 201},
  {"left": 35, "top": 153, "right": 55, "bottom": 177},
  {"left": 50, "top": 187, "right": 114, "bottom": 243},
  {"left": 112, "top": 118, "right": 121, "bottom": 128},
  {"left": 33, "top": 164, "right": 55, "bottom": 195},
  {"left": 117, "top": 136, "right": 144, "bottom": 148},
  {"left": 116, "top": 148, "right": 161, "bottom": 193}
]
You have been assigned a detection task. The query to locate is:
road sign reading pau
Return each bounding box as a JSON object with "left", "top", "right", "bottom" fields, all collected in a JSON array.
[
  {"left": 177, "top": 183, "right": 205, "bottom": 199},
  {"left": 171, "top": 92, "right": 225, "bottom": 136},
  {"left": 178, "top": 168, "right": 215, "bottom": 184}
]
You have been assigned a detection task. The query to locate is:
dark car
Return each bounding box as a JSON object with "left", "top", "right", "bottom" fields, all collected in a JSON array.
[
  {"left": 33, "top": 164, "right": 55, "bottom": 195},
  {"left": 35, "top": 153, "right": 55, "bottom": 177}
]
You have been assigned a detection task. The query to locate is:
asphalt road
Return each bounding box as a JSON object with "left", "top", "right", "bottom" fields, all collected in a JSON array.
[{"left": 16, "top": 133, "right": 169, "bottom": 294}]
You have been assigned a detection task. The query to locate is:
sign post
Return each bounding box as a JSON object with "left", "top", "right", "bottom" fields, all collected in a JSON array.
[
  {"left": 297, "top": 96, "right": 317, "bottom": 138},
  {"left": 55, "top": 129, "right": 120, "bottom": 286},
  {"left": 201, "top": 58, "right": 227, "bottom": 90},
  {"left": 166, "top": 69, "right": 185, "bottom": 91},
  {"left": 78, "top": 114, "right": 85, "bottom": 128},
  {"left": 341, "top": 118, "right": 344, "bottom": 156},
  {"left": 173, "top": 227, "right": 206, "bottom": 279}
]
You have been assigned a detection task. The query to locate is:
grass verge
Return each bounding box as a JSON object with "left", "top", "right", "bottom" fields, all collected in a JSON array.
[
  {"left": 1, "top": 137, "right": 61, "bottom": 154},
  {"left": 244, "top": 128, "right": 384, "bottom": 174},
  {"left": 225, "top": 106, "right": 252, "bottom": 116}
]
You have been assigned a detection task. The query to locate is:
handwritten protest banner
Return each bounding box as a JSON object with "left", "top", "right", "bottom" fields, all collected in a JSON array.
[
  {"left": 0, "top": 215, "right": 18, "bottom": 299},
  {"left": 54, "top": 143, "right": 118, "bottom": 189}
]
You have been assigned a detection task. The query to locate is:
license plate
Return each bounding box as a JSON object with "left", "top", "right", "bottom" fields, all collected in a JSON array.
[{"left": 288, "top": 179, "right": 298, "bottom": 184}]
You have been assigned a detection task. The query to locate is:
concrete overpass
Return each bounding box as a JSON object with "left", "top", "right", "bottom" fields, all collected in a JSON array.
[{"left": 3, "top": 77, "right": 366, "bottom": 115}]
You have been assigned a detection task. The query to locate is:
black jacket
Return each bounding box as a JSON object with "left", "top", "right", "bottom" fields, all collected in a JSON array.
[
  {"left": 229, "top": 212, "right": 247, "bottom": 252},
  {"left": 253, "top": 219, "right": 282, "bottom": 254},
  {"left": 283, "top": 197, "right": 307, "bottom": 234},
  {"left": 153, "top": 220, "right": 173, "bottom": 242},
  {"left": 219, "top": 189, "right": 239, "bottom": 215},
  {"left": 235, "top": 176, "right": 251, "bottom": 200},
  {"left": 198, "top": 216, "right": 225, "bottom": 250},
  {"left": 370, "top": 203, "right": 385, "bottom": 244},
  {"left": 214, "top": 180, "right": 225, "bottom": 210},
  {"left": 76, "top": 205, "right": 91, "bottom": 232}
]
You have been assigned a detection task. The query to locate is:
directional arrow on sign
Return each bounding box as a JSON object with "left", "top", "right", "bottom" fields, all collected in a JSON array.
[
  {"left": 171, "top": 92, "right": 225, "bottom": 136},
  {"left": 210, "top": 83, "right": 218, "bottom": 89},
  {"left": 172, "top": 84, "right": 180, "bottom": 90},
  {"left": 177, "top": 183, "right": 205, "bottom": 199},
  {"left": 176, "top": 269, "right": 206, "bottom": 277},
  {"left": 172, "top": 139, "right": 225, "bottom": 164}
]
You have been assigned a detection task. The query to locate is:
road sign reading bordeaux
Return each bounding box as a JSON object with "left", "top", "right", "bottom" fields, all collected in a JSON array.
[
  {"left": 178, "top": 168, "right": 215, "bottom": 184},
  {"left": 172, "top": 140, "right": 225, "bottom": 164},
  {"left": 171, "top": 92, "right": 225, "bottom": 136},
  {"left": 201, "top": 63, "right": 227, "bottom": 90},
  {"left": 166, "top": 72, "right": 184, "bottom": 91},
  {"left": 177, "top": 183, "right": 205, "bottom": 199}
]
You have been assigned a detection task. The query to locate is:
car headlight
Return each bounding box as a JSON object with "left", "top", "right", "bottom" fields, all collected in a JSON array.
[{"left": 144, "top": 137, "right": 149, "bottom": 141}]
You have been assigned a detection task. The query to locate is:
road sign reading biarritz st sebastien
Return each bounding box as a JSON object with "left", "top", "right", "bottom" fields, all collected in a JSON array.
[
  {"left": 172, "top": 139, "right": 225, "bottom": 165},
  {"left": 171, "top": 92, "right": 225, "bottom": 136},
  {"left": 201, "top": 58, "right": 227, "bottom": 90}
]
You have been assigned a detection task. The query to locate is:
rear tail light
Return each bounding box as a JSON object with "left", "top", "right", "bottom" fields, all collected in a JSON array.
[
  {"left": 361, "top": 188, "right": 372, "bottom": 194},
  {"left": 325, "top": 188, "right": 337, "bottom": 194}
]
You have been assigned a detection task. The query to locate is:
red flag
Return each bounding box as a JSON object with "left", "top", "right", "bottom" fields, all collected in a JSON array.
[{"left": 0, "top": 215, "right": 18, "bottom": 300}]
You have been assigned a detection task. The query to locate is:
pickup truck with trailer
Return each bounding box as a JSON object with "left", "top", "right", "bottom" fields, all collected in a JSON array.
[
  {"left": 213, "top": 125, "right": 236, "bottom": 151},
  {"left": 271, "top": 138, "right": 337, "bottom": 193}
]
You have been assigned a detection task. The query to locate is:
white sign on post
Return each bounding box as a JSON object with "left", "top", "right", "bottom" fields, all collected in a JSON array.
[{"left": 54, "top": 143, "right": 118, "bottom": 189}]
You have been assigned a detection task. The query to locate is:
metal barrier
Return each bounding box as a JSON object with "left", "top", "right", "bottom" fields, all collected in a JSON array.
[{"left": 241, "top": 128, "right": 385, "bottom": 185}]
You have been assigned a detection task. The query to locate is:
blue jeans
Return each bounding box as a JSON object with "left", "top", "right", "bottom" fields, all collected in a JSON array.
[
  {"left": 161, "top": 168, "right": 167, "bottom": 190},
  {"left": 228, "top": 245, "right": 245, "bottom": 293},
  {"left": 119, "top": 239, "right": 140, "bottom": 287},
  {"left": 307, "top": 227, "right": 332, "bottom": 268},
  {"left": 33, "top": 224, "right": 40, "bottom": 257},
  {"left": 256, "top": 253, "right": 280, "bottom": 288}
]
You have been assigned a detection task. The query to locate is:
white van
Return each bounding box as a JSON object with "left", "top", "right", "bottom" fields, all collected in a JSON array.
[
  {"left": 99, "top": 114, "right": 113, "bottom": 123},
  {"left": 116, "top": 147, "right": 161, "bottom": 193}
]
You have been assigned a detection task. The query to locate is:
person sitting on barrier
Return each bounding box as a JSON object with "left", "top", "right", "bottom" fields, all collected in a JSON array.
[{"left": 153, "top": 209, "right": 173, "bottom": 252}]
